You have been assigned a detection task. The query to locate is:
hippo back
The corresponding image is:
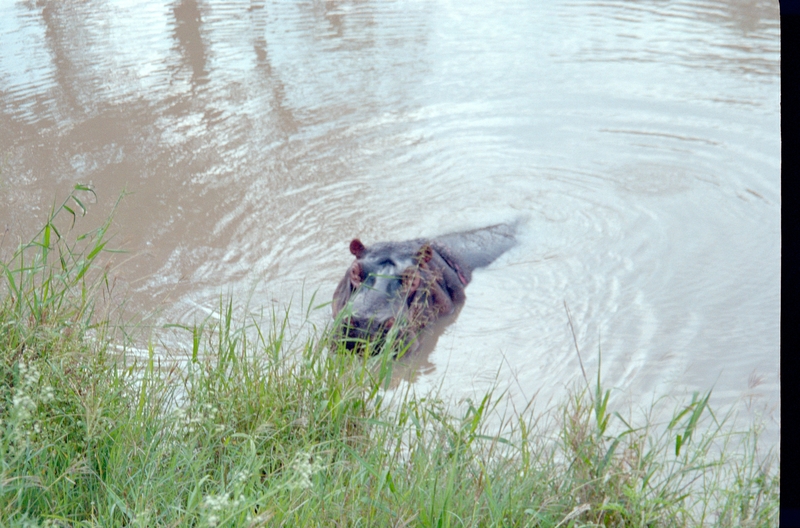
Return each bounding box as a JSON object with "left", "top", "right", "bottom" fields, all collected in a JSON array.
[{"left": 432, "top": 222, "right": 517, "bottom": 271}]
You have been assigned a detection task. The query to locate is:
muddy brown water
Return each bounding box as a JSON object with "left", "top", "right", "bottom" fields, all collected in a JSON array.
[{"left": 0, "top": 1, "right": 779, "bottom": 448}]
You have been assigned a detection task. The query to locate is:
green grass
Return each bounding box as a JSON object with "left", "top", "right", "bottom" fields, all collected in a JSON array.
[{"left": 0, "top": 187, "right": 779, "bottom": 527}]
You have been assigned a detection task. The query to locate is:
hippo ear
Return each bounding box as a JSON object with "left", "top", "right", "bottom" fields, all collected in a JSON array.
[
  {"left": 416, "top": 244, "right": 434, "bottom": 264},
  {"left": 349, "top": 239, "right": 366, "bottom": 258},
  {"left": 402, "top": 268, "right": 421, "bottom": 292},
  {"left": 349, "top": 262, "right": 363, "bottom": 286}
]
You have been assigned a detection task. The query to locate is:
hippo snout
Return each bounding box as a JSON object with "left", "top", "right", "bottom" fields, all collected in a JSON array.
[{"left": 336, "top": 315, "right": 397, "bottom": 352}]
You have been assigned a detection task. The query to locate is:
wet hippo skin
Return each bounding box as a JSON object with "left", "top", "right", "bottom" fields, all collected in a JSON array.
[{"left": 332, "top": 223, "right": 517, "bottom": 354}]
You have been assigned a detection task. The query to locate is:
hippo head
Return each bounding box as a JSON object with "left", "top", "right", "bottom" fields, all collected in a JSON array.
[{"left": 332, "top": 239, "right": 443, "bottom": 355}]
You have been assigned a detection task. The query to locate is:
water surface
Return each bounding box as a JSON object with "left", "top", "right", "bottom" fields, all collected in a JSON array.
[{"left": 0, "top": 0, "right": 780, "bottom": 446}]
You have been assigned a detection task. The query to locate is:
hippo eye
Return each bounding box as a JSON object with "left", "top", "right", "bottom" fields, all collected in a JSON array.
[{"left": 386, "top": 278, "right": 402, "bottom": 295}]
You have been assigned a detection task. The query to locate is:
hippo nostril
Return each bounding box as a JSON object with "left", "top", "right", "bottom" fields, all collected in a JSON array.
[{"left": 341, "top": 317, "right": 356, "bottom": 334}]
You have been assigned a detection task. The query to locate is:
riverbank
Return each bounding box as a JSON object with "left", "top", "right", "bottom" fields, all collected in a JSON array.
[{"left": 0, "top": 190, "right": 778, "bottom": 527}]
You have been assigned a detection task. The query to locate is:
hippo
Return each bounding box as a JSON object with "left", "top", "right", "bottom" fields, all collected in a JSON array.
[{"left": 331, "top": 223, "right": 517, "bottom": 354}]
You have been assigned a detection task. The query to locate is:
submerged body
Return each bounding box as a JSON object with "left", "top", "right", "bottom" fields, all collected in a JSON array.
[{"left": 332, "top": 223, "right": 517, "bottom": 353}]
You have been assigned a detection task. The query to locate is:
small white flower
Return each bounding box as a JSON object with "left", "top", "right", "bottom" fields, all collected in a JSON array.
[
  {"left": 131, "top": 508, "right": 152, "bottom": 527},
  {"left": 286, "top": 450, "right": 324, "bottom": 490},
  {"left": 203, "top": 492, "right": 231, "bottom": 512},
  {"left": 12, "top": 394, "right": 36, "bottom": 422},
  {"left": 232, "top": 470, "right": 249, "bottom": 485},
  {"left": 201, "top": 490, "right": 247, "bottom": 527},
  {"left": 41, "top": 385, "right": 55, "bottom": 403}
]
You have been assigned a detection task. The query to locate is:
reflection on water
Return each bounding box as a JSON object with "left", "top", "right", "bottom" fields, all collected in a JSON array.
[{"left": 0, "top": 0, "right": 779, "bottom": 447}]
